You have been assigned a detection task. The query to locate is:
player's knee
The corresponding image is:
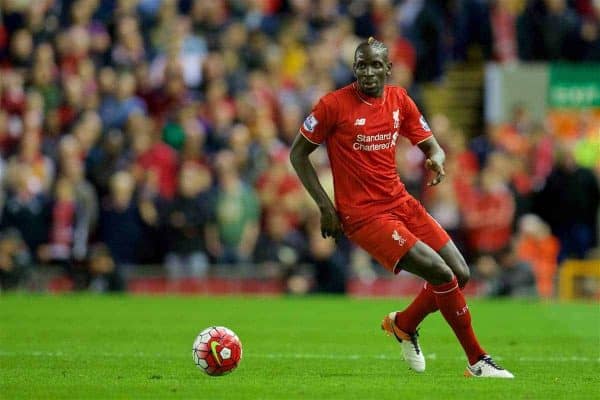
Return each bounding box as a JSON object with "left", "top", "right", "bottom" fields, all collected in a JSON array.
[
  {"left": 456, "top": 264, "right": 470, "bottom": 288},
  {"left": 430, "top": 262, "right": 454, "bottom": 285}
]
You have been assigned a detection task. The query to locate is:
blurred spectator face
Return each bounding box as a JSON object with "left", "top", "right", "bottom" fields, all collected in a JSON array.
[
  {"left": 391, "top": 63, "right": 413, "bottom": 89},
  {"left": 23, "top": 109, "right": 43, "bottom": 133},
  {"left": 10, "top": 29, "right": 33, "bottom": 60},
  {"left": 545, "top": 0, "right": 566, "bottom": 13},
  {"left": 34, "top": 43, "right": 55, "bottom": 64},
  {"left": 110, "top": 171, "right": 135, "bottom": 208},
  {"left": 480, "top": 167, "right": 505, "bottom": 193},
  {"left": 74, "top": 112, "right": 102, "bottom": 152},
  {"left": 202, "top": 52, "right": 226, "bottom": 81},
  {"left": 32, "top": 61, "right": 54, "bottom": 86},
  {"left": 26, "top": 91, "right": 44, "bottom": 113},
  {"left": 89, "top": 244, "right": 115, "bottom": 275},
  {"left": 99, "top": 67, "right": 117, "bottom": 95},
  {"left": 476, "top": 255, "right": 499, "bottom": 278},
  {"left": 555, "top": 143, "right": 577, "bottom": 170},
  {"left": 62, "top": 156, "right": 84, "bottom": 182},
  {"left": 280, "top": 103, "right": 302, "bottom": 144},
  {"left": 71, "top": 0, "right": 97, "bottom": 25},
  {"left": 519, "top": 214, "right": 551, "bottom": 239},
  {"left": 0, "top": 110, "right": 8, "bottom": 133},
  {"left": 132, "top": 129, "right": 152, "bottom": 156},
  {"left": 70, "top": 26, "right": 91, "bottom": 56},
  {"left": 64, "top": 75, "right": 84, "bottom": 105},
  {"left": 266, "top": 211, "right": 291, "bottom": 242},
  {"left": 55, "top": 177, "right": 75, "bottom": 202},
  {"left": 104, "top": 130, "right": 125, "bottom": 156},
  {"left": 223, "top": 22, "right": 247, "bottom": 50},
  {"left": 19, "top": 132, "right": 41, "bottom": 161},
  {"left": 178, "top": 164, "right": 211, "bottom": 197},
  {"left": 59, "top": 135, "right": 82, "bottom": 161},
  {"left": 117, "top": 73, "right": 137, "bottom": 100}
]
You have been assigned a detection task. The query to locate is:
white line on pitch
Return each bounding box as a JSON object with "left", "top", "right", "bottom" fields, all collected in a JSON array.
[{"left": 0, "top": 350, "right": 598, "bottom": 363}]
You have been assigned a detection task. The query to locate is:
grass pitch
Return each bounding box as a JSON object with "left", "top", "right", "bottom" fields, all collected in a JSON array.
[{"left": 1, "top": 294, "right": 598, "bottom": 399}]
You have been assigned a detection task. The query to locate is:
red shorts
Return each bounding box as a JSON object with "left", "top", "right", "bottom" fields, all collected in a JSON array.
[{"left": 345, "top": 197, "right": 450, "bottom": 274}]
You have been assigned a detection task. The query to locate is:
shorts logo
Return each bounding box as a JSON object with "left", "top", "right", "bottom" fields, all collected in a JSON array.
[
  {"left": 303, "top": 114, "right": 318, "bottom": 132},
  {"left": 419, "top": 115, "right": 431, "bottom": 132},
  {"left": 393, "top": 109, "right": 400, "bottom": 128},
  {"left": 354, "top": 118, "right": 366, "bottom": 126},
  {"left": 392, "top": 230, "right": 406, "bottom": 246}
]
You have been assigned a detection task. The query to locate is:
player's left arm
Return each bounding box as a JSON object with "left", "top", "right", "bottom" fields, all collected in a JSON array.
[{"left": 417, "top": 136, "right": 446, "bottom": 186}]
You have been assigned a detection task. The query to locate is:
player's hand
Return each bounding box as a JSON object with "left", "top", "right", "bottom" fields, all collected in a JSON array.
[
  {"left": 319, "top": 205, "right": 342, "bottom": 241},
  {"left": 425, "top": 158, "right": 446, "bottom": 186}
]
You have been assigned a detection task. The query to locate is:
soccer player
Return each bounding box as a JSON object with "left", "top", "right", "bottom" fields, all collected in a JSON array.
[{"left": 290, "top": 37, "right": 514, "bottom": 378}]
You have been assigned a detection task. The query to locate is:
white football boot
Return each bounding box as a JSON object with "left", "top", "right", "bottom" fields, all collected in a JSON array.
[
  {"left": 381, "top": 312, "right": 426, "bottom": 372},
  {"left": 465, "top": 355, "right": 514, "bottom": 378}
]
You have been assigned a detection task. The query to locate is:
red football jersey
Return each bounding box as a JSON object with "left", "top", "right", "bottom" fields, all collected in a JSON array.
[{"left": 299, "top": 83, "right": 432, "bottom": 229}]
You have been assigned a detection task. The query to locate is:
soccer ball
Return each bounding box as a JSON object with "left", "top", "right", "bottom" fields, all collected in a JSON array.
[{"left": 192, "top": 326, "right": 242, "bottom": 376}]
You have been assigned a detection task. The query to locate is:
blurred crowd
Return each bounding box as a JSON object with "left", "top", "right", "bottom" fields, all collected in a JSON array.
[{"left": 0, "top": 0, "right": 598, "bottom": 296}]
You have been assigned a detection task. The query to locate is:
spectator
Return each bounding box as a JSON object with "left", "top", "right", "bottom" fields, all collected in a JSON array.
[
  {"left": 1, "top": 166, "right": 51, "bottom": 257},
  {"left": 515, "top": 214, "right": 560, "bottom": 298},
  {"left": 161, "top": 162, "right": 212, "bottom": 280},
  {"left": 534, "top": 144, "right": 600, "bottom": 261},
  {"left": 475, "top": 246, "right": 537, "bottom": 298},
  {"left": 0, "top": 228, "right": 32, "bottom": 291},
  {"left": 206, "top": 151, "right": 260, "bottom": 265},
  {"left": 98, "top": 171, "right": 145, "bottom": 282},
  {"left": 461, "top": 163, "right": 516, "bottom": 257},
  {"left": 87, "top": 243, "right": 123, "bottom": 292}
]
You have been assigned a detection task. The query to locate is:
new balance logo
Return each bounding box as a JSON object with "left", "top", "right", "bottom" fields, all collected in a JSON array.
[
  {"left": 354, "top": 118, "right": 366, "bottom": 126},
  {"left": 392, "top": 230, "right": 406, "bottom": 246}
]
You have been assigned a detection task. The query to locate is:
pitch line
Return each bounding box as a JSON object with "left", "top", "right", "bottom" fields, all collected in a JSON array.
[{"left": 0, "top": 350, "right": 598, "bottom": 363}]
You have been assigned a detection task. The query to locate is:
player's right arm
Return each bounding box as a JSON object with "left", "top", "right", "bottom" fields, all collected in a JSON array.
[{"left": 289, "top": 134, "right": 342, "bottom": 239}]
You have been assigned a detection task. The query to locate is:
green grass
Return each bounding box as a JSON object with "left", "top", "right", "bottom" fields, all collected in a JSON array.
[{"left": 1, "top": 295, "right": 599, "bottom": 399}]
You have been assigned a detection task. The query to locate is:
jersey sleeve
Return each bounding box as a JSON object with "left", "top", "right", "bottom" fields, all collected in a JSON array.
[
  {"left": 400, "top": 94, "right": 433, "bottom": 145},
  {"left": 299, "top": 96, "right": 337, "bottom": 145}
]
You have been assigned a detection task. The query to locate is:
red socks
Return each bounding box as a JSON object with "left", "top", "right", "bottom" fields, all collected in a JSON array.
[
  {"left": 394, "top": 283, "right": 438, "bottom": 334},
  {"left": 431, "top": 277, "right": 486, "bottom": 365}
]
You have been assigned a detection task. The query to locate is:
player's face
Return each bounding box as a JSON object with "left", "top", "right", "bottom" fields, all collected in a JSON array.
[{"left": 353, "top": 47, "right": 391, "bottom": 97}]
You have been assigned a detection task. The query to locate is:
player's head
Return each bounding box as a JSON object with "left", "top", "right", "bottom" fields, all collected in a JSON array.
[{"left": 353, "top": 37, "right": 391, "bottom": 98}]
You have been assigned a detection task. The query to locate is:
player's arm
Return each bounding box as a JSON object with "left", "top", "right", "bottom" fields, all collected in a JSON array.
[
  {"left": 417, "top": 136, "right": 446, "bottom": 186},
  {"left": 289, "top": 134, "right": 342, "bottom": 239}
]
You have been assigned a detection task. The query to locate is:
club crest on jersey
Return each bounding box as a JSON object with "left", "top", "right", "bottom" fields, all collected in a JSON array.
[
  {"left": 419, "top": 115, "right": 431, "bottom": 132},
  {"left": 393, "top": 109, "right": 400, "bottom": 128},
  {"left": 303, "top": 114, "right": 318, "bottom": 132},
  {"left": 392, "top": 230, "right": 406, "bottom": 246}
]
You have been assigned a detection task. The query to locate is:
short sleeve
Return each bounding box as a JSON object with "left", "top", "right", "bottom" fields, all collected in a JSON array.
[
  {"left": 400, "top": 94, "right": 433, "bottom": 145},
  {"left": 299, "top": 96, "right": 336, "bottom": 145}
]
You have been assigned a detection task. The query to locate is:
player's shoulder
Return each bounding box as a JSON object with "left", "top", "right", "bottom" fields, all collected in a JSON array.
[
  {"left": 385, "top": 84, "right": 410, "bottom": 98},
  {"left": 322, "top": 83, "right": 355, "bottom": 105}
]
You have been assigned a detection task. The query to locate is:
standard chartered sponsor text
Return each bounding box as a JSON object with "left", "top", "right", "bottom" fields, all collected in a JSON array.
[{"left": 353, "top": 132, "right": 396, "bottom": 151}]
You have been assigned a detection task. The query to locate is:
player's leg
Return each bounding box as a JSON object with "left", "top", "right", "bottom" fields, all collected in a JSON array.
[
  {"left": 438, "top": 240, "right": 470, "bottom": 288},
  {"left": 346, "top": 216, "right": 428, "bottom": 372},
  {"left": 392, "top": 241, "right": 468, "bottom": 335},
  {"left": 393, "top": 200, "right": 469, "bottom": 334},
  {"left": 398, "top": 241, "right": 513, "bottom": 378}
]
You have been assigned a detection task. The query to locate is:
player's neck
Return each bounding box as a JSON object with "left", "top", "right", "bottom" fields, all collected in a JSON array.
[{"left": 353, "top": 83, "right": 386, "bottom": 105}]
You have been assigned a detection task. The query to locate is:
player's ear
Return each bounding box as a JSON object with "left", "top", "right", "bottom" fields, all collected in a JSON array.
[{"left": 386, "top": 62, "right": 392, "bottom": 77}]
